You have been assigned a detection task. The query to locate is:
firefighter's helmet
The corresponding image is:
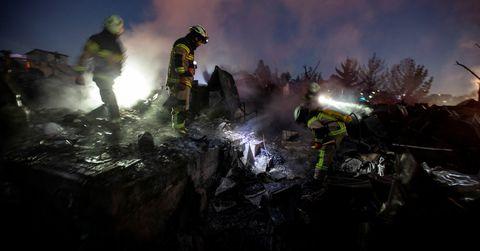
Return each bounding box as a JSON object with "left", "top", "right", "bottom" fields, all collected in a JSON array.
[
  {"left": 309, "top": 82, "right": 321, "bottom": 94},
  {"left": 104, "top": 15, "right": 124, "bottom": 35},
  {"left": 189, "top": 25, "right": 208, "bottom": 43},
  {"left": 294, "top": 105, "right": 309, "bottom": 124}
]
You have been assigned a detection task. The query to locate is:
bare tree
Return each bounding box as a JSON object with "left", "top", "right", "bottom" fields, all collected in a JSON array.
[
  {"left": 387, "top": 58, "right": 433, "bottom": 104},
  {"left": 358, "top": 54, "right": 387, "bottom": 95},
  {"left": 456, "top": 61, "right": 480, "bottom": 101},
  {"left": 254, "top": 59, "right": 272, "bottom": 81},
  {"left": 334, "top": 58, "right": 359, "bottom": 88},
  {"left": 301, "top": 60, "right": 323, "bottom": 82}
]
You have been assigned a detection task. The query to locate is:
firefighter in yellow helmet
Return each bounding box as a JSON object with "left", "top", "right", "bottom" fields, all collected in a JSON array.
[
  {"left": 166, "top": 25, "right": 208, "bottom": 134},
  {"left": 74, "top": 15, "right": 125, "bottom": 121},
  {"left": 294, "top": 104, "right": 352, "bottom": 182}
]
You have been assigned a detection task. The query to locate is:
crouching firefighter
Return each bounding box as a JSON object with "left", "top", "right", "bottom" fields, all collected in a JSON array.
[
  {"left": 294, "top": 105, "right": 352, "bottom": 182},
  {"left": 166, "top": 25, "right": 208, "bottom": 134},
  {"left": 74, "top": 15, "right": 125, "bottom": 122}
]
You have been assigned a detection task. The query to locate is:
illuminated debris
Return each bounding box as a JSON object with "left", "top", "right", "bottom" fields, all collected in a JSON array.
[
  {"left": 268, "top": 167, "right": 288, "bottom": 181},
  {"left": 422, "top": 162, "right": 480, "bottom": 187},
  {"left": 216, "top": 121, "right": 229, "bottom": 131},
  {"left": 253, "top": 153, "right": 273, "bottom": 175},
  {"left": 340, "top": 158, "right": 363, "bottom": 174},
  {"left": 421, "top": 162, "right": 480, "bottom": 208},
  {"left": 240, "top": 139, "right": 264, "bottom": 167},
  {"left": 340, "top": 155, "right": 387, "bottom": 177},
  {"left": 241, "top": 145, "right": 255, "bottom": 167}
]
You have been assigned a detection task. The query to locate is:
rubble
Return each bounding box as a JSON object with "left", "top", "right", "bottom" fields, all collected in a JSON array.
[
  {"left": 137, "top": 131, "right": 155, "bottom": 153},
  {"left": 282, "top": 130, "right": 299, "bottom": 141},
  {"left": 1, "top": 62, "right": 480, "bottom": 250}
]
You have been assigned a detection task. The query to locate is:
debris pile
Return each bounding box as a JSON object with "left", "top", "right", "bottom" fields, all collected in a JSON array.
[{"left": 1, "top": 64, "right": 480, "bottom": 250}]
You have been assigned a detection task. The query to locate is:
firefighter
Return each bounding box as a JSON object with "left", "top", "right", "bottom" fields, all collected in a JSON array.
[
  {"left": 74, "top": 15, "right": 125, "bottom": 121},
  {"left": 0, "top": 50, "right": 28, "bottom": 150},
  {"left": 166, "top": 25, "right": 208, "bottom": 134},
  {"left": 294, "top": 104, "right": 351, "bottom": 182},
  {"left": 303, "top": 82, "right": 321, "bottom": 110}
]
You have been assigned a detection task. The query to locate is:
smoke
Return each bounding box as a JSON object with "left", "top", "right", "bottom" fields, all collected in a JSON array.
[
  {"left": 77, "top": 0, "right": 479, "bottom": 109},
  {"left": 109, "top": 0, "right": 407, "bottom": 96}
]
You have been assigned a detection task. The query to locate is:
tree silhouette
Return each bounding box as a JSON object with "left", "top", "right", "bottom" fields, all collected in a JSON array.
[
  {"left": 254, "top": 60, "right": 272, "bottom": 81},
  {"left": 334, "top": 58, "right": 359, "bottom": 88},
  {"left": 388, "top": 58, "right": 433, "bottom": 104},
  {"left": 358, "top": 54, "right": 387, "bottom": 94}
]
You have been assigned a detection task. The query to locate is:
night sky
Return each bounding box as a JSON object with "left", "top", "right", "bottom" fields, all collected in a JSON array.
[{"left": 1, "top": 0, "right": 479, "bottom": 95}]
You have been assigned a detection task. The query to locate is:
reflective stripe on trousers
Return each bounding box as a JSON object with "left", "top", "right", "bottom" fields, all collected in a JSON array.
[{"left": 316, "top": 147, "right": 326, "bottom": 170}]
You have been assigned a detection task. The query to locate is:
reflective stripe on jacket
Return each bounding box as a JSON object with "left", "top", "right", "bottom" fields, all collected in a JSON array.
[
  {"left": 307, "top": 110, "right": 347, "bottom": 139},
  {"left": 78, "top": 29, "right": 125, "bottom": 78},
  {"left": 166, "top": 37, "right": 195, "bottom": 88}
]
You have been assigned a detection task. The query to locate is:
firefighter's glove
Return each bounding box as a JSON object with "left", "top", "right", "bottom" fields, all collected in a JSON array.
[
  {"left": 311, "top": 141, "right": 323, "bottom": 149},
  {"left": 188, "top": 67, "right": 195, "bottom": 76}
]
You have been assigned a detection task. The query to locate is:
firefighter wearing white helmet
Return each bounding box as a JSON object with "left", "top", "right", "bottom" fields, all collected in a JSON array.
[
  {"left": 165, "top": 25, "right": 208, "bottom": 134},
  {"left": 74, "top": 15, "right": 126, "bottom": 121}
]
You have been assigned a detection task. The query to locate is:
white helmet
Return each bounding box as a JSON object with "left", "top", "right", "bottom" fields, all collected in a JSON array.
[
  {"left": 104, "top": 15, "right": 124, "bottom": 35},
  {"left": 189, "top": 25, "right": 208, "bottom": 43},
  {"left": 309, "top": 82, "right": 321, "bottom": 93}
]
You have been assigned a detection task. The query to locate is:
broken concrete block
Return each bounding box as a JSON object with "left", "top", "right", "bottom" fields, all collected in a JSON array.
[
  {"left": 268, "top": 167, "right": 288, "bottom": 181},
  {"left": 241, "top": 140, "right": 263, "bottom": 161},
  {"left": 241, "top": 144, "right": 256, "bottom": 167},
  {"left": 253, "top": 155, "right": 273, "bottom": 175}
]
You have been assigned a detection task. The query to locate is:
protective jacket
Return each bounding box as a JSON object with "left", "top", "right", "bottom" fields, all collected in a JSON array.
[
  {"left": 166, "top": 36, "right": 197, "bottom": 88},
  {"left": 76, "top": 29, "right": 125, "bottom": 79},
  {"left": 307, "top": 109, "right": 348, "bottom": 142}
]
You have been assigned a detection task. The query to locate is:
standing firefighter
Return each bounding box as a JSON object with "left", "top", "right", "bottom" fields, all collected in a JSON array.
[
  {"left": 74, "top": 15, "right": 125, "bottom": 121},
  {"left": 294, "top": 105, "right": 351, "bottom": 182},
  {"left": 166, "top": 25, "right": 208, "bottom": 134}
]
